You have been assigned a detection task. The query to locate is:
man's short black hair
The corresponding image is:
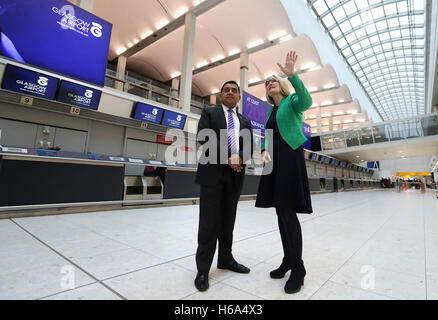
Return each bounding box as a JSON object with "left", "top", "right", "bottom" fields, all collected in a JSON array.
[{"left": 221, "top": 80, "right": 240, "bottom": 94}]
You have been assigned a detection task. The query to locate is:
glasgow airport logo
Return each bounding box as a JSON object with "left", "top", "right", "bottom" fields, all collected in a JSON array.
[
  {"left": 16, "top": 77, "right": 49, "bottom": 96},
  {"left": 37, "top": 77, "right": 49, "bottom": 86},
  {"left": 84, "top": 89, "right": 93, "bottom": 98},
  {"left": 52, "top": 5, "right": 104, "bottom": 38}
]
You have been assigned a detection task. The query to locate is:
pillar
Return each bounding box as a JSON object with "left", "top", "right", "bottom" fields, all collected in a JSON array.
[{"left": 178, "top": 12, "right": 197, "bottom": 112}]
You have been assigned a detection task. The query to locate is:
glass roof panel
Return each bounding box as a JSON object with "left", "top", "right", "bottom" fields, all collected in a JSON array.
[{"left": 307, "top": 0, "right": 426, "bottom": 121}]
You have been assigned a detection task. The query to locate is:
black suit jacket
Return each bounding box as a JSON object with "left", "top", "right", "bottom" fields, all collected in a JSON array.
[{"left": 195, "top": 106, "right": 254, "bottom": 186}]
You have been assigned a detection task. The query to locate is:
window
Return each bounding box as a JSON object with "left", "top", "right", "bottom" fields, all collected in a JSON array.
[{"left": 307, "top": 0, "right": 425, "bottom": 121}]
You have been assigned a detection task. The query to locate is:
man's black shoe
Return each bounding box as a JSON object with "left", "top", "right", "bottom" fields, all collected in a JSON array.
[
  {"left": 217, "top": 260, "right": 250, "bottom": 273},
  {"left": 194, "top": 273, "right": 209, "bottom": 292}
]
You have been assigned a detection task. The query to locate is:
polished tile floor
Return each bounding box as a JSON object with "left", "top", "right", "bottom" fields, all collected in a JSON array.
[{"left": 1, "top": 189, "right": 437, "bottom": 300}]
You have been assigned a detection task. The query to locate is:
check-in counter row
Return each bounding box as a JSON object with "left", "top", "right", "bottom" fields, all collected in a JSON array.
[
  {"left": 0, "top": 147, "right": 380, "bottom": 210},
  {"left": 308, "top": 176, "right": 381, "bottom": 192}
]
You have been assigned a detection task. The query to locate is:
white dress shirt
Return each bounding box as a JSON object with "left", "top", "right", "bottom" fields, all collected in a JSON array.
[{"left": 222, "top": 104, "right": 240, "bottom": 152}]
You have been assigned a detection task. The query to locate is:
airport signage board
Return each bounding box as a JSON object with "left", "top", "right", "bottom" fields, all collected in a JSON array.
[
  {"left": 242, "top": 91, "right": 271, "bottom": 137},
  {"left": 1, "top": 64, "right": 59, "bottom": 99},
  {"left": 133, "top": 103, "right": 164, "bottom": 124},
  {"left": 57, "top": 80, "right": 102, "bottom": 110},
  {"left": 161, "top": 110, "right": 187, "bottom": 129},
  {"left": 0, "top": 0, "right": 112, "bottom": 86},
  {"left": 302, "top": 122, "right": 311, "bottom": 149},
  {"left": 242, "top": 91, "right": 312, "bottom": 149}
]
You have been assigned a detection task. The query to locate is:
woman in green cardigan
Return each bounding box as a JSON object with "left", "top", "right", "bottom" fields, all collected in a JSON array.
[{"left": 255, "top": 51, "right": 313, "bottom": 294}]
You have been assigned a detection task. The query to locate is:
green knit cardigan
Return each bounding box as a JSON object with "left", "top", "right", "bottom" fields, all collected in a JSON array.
[{"left": 262, "top": 73, "right": 313, "bottom": 151}]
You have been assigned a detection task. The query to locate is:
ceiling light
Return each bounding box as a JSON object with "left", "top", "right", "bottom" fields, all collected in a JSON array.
[
  {"left": 357, "top": 118, "right": 366, "bottom": 122},
  {"left": 324, "top": 83, "right": 335, "bottom": 89},
  {"left": 321, "top": 113, "right": 331, "bottom": 117},
  {"left": 308, "top": 87, "right": 317, "bottom": 92},
  {"left": 250, "top": 78, "right": 261, "bottom": 84},
  {"left": 309, "top": 65, "right": 322, "bottom": 71},
  {"left": 308, "top": 115, "right": 317, "bottom": 119},
  {"left": 175, "top": 8, "right": 188, "bottom": 18},
  {"left": 211, "top": 89, "right": 219, "bottom": 94},
  {"left": 344, "top": 119, "right": 353, "bottom": 123},
  {"left": 265, "top": 73, "right": 277, "bottom": 79},
  {"left": 228, "top": 49, "right": 240, "bottom": 56},
  {"left": 116, "top": 47, "right": 126, "bottom": 55},
  {"left": 339, "top": 99, "right": 345, "bottom": 103},
  {"left": 248, "top": 40, "right": 264, "bottom": 49},
  {"left": 333, "top": 111, "right": 344, "bottom": 116},
  {"left": 127, "top": 42, "right": 133, "bottom": 48},
  {"left": 280, "top": 34, "right": 293, "bottom": 42},
  {"left": 196, "top": 61, "right": 208, "bottom": 68},
  {"left": 333, "top": 120, "right": 341, "bottom": 124},
  {"left": 269, "top": 31, "right": 287, "bottom": 41},
  {"left": 133, "top": 39, "right": 139, "bottom": 44},
  {"left": 156, "top": 20, "right": 169, "bottom": 30},
  {"left": 171, "top": 72, "right": 181, "bottom": 78},
  {"left": 348, "top": 110, "right": 358, "bottom": 114},
  {"left": 321, "top": 101, "right": 332, "bottom": 106},
  {"left": 141, "top": 31, "right": 153, "bottom": 39}
]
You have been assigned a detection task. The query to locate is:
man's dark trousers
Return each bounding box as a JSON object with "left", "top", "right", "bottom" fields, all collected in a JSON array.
[{"left": 196, "top": 165, "right": 244, "bottom": 273}]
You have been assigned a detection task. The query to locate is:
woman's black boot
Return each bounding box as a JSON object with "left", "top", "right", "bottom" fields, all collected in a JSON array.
[
  {"left": 269, "top": 257, "right": 291, "bottom": 279},
  {"left": 284, "top": 260, "right": 306, "bottom": 294}
]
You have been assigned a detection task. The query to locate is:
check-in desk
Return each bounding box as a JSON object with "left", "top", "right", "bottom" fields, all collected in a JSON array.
[
  {"left": 352, "top": 179, "right": 360, "bottom": 189},
  {"left": 163, "top": 167, "right": 262, "bottom": 199},
  {"left": 0, "top": 151, "right": 124, "bottom": 207},
  {"left": 308, "top": 175, "right": 321, "bottom": 192},
  {"left": 324, "top": 177, "right": 334, "bottom": 192}
]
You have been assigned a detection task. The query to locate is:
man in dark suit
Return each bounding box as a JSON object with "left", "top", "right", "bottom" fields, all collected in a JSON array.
[{"left": 194, "top": 80, "right": 254, "bottom": 292}]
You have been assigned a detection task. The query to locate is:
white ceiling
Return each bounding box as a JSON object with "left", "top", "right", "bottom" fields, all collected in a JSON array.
[{"left": 69, "top": 0, "right": 373, "bottom": 130}]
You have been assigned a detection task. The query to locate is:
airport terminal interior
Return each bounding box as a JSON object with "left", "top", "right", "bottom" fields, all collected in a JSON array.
[{"left": 0, "top": 0, "right": 438, "bottom": 300}]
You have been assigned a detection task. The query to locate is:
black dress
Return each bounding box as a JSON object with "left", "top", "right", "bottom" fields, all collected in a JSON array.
[{"left": 255, "top": 106, "right": 313, "bottom": 214}]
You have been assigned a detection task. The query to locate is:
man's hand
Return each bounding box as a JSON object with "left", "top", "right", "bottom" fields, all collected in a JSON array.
[{"left": 228, "top": 154, "right": 243, "bottom": 172}]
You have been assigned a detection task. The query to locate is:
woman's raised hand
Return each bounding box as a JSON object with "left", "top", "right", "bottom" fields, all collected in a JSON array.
[{"left": 277, "top": 50, "right": 298, "bottom": 78}]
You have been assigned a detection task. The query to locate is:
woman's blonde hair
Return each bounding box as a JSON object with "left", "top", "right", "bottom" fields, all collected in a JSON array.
[{"left": 265, "top": 75, "right": 291, "bottom": 105}]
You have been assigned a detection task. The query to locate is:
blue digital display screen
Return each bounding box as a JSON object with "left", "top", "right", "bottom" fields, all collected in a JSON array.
[
  {"left": 37, "top": 149, "right": 57, "bottom": 157},
  {"left": 311, "top": 153, "right": 318, "bottom": 161},
  {"left": 1, "top": 64, "right": 59, "bottom": 99},
  {"left": 133, "top": 103, "right": 164, "bottom": 124},
  {"left": 0, "top": 0, "right": 112, "bottom": 86},
  {"left": 57, "top": 80, "right": 101, "bottom": 110},
  {"left": 87, "top": 153, "right": 104, "bottom": 160},
  {"left": 347, "top": 163, "right": 352, "bottom": 168},
  {"left": 340, "top": 161, "right": 346, "bottom": 167},
  {"left": 161, "top": 110, "right": 187, "bottom": 129},
  {"left": 330, "top": 159, "right": 338, "bottom": 165}
]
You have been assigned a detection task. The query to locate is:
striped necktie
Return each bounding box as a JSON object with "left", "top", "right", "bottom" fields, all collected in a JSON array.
[{"left": 227, "top": 109, "right": 237, "bottom": 154}]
